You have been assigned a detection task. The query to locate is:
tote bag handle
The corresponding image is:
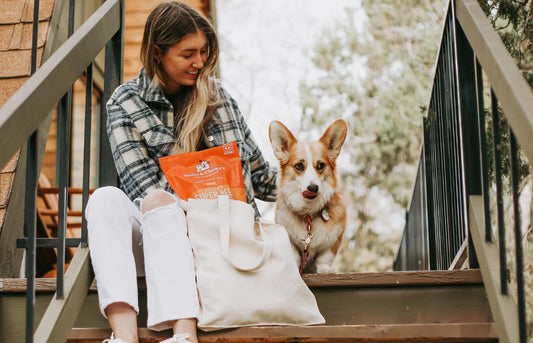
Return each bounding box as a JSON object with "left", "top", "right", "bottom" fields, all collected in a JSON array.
[{"left": 218, "top": 196, "right": 272, "bottom": 271}]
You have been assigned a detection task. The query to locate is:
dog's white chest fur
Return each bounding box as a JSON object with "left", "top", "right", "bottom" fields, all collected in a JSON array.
[{"left": 276, "top": 199, "right": 344, "bottom": 263}]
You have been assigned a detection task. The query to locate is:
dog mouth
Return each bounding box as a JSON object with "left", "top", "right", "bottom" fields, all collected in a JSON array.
[{"left": 302, "top": 190, "right": 318, "bottom": 199}]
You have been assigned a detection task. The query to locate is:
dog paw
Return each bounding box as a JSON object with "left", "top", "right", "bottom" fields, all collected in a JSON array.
[{"left": 316, "top": 264, "right": 336, "bottom": 273}]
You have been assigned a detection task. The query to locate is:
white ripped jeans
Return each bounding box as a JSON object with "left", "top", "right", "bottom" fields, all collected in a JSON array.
[{"left": 85, "top": 186, "right": 199, "bottom": 331}]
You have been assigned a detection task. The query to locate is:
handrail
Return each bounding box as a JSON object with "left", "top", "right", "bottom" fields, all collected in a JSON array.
[
  {"left": 33, "top": 247, "right": 94, "bottom": 343},
  {"left": 0, "top": 0, "right": 121, "bottom": 170},
  {"left": 469, "top": 195, "right": 519, "bottom": 343},
  {"left": 456, "top": 0, "right": 533, "bottom": 165}
]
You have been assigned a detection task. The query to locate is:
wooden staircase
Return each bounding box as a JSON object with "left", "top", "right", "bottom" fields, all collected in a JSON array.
[{"left": 0, "top": 269, "right": 497, "bottom": 342}]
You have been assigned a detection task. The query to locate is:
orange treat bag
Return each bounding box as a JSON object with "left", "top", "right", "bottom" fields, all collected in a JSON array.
[{"left": 159, "top": 141, "right": 246, "bottom": 202}]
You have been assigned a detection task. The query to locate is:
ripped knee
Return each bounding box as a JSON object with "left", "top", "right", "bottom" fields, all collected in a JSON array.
[{"left": 141, "top": 190, "right": 176, "bottom": 214}]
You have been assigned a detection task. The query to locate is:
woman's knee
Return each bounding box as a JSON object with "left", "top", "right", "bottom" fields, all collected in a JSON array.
[
  {"left": 85, "top": 186, "right": 132, "bottom": 225},
  {"left": 86, "top": 186, "right": 125, "bottom": 211},
  {"left": 141, "top": 190, "right": 176, "bottom": 214}
]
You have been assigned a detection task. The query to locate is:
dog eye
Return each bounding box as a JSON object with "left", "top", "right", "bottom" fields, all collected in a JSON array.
[
  {"left": 316, "top": 162, "right": 325, "bottom": 170},
  {"left": 295, "top": 162, "right": 304, "bottom": 171}
]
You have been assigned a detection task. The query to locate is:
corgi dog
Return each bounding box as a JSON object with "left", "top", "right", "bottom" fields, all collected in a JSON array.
[{"left": 269, "top": 119, "right": 347, "bottom": 273}]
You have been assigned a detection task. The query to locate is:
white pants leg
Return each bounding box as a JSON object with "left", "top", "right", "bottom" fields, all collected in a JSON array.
[
  {"left": 86, "top": 186, "right": 199, "bottom": 331},
  {"left": 86, "top": 186, "right": 143, "bottom": 315},
  {"left": 142, "top": 199, "right": 199, "bottom": 330}
]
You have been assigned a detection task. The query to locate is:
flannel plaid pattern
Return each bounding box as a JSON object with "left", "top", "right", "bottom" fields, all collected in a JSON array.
[{"left": 106, "top": 69, "right": 278, "bottom": 217}]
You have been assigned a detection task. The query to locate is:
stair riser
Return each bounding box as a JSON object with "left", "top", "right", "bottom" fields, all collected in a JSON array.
[
  {"left": 0, "top": 284, "right": 492, "bottom": 342},
  {"left": 315, "top": 284, "right": 492, "bottom": 325}
]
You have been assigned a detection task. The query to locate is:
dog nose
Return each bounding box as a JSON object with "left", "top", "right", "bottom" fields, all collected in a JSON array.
[{"left": 307, "top": 184, "right": 319, "bottom": 193}]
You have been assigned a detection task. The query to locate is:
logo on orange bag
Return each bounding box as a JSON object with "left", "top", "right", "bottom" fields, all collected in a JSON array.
[
  {"left": 196, "top": 160, "right": 210, "bottom": 172},
  {"left": 222, "top": 143, "right": 234, "bottom": 155}
]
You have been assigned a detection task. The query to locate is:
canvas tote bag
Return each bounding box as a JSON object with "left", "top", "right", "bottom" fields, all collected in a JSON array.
[{"left": 180, "top": 195, "right": 325, "bottom": 331}]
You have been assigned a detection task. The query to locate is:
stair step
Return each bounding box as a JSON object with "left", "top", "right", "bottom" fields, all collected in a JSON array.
[
  {"left": 68, "top": 323, "right": 497, "bottom": 342},
  {"left": 0, "top": 269, "right": 484, "bottom": 292},
  {"left": 1, "top": 270, "right": 495, "bottom": 342}
]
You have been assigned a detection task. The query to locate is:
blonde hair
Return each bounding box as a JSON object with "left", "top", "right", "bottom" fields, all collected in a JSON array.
[{"left": 140, "top": 1, "right": 220, "bottom": 153}]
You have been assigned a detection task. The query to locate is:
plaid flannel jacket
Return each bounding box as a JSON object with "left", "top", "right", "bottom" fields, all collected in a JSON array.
[{"left": 106, "top": 69, "right": 278, "bottom": 217}]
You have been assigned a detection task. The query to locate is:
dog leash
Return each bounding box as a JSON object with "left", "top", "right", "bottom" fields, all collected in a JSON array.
[{"left": 299, "top": 215, "right": 314, "bottom": 274}]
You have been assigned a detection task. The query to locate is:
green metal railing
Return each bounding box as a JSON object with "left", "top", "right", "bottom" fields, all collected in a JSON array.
[{"left": 395, "top": 0, "right": 533, "bottom": 342}]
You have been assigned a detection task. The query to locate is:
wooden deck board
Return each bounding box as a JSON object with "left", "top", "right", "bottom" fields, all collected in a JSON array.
[
  {"left": 68, "top": 323, "right": 498, "bottom": 342},
  {"left": 0, "top": 270, "right": 483, "bottom": 293}
]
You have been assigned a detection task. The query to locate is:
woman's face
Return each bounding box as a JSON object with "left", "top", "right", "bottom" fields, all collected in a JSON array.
[{"left": 157, "top": 30, "right": 208, "bottom": 95}]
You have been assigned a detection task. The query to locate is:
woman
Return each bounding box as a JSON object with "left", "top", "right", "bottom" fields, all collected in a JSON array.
[{"left": 86, "top": 2, "right": 278, "bottom": 343}]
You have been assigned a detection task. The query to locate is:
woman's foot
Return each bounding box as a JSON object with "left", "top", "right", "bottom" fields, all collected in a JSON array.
[
  {"left": 102, "top": 333, "right": 129, "bottom": 343},
  {"left": 161, "top": 333, "right": 192, "bottom": 343},
  {"left": 105, "top": 302, "right": 138, "bottom": 343},
  {"left": 171, "top": 318, "right": 198, "bottom": 343}
]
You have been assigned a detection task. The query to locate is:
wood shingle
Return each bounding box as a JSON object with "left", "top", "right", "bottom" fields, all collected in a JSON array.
[{"left": 0, "top": 0, "right": 55, "bottom": 232}]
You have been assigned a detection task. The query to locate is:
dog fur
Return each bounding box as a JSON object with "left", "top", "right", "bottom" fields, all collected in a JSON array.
[{"left": 269, "top": 119, "right": 347, "bottom": 273}]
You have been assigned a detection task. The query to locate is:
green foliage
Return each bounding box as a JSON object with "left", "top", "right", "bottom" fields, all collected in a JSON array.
[
  {"left": 477, "top": 0, "right": 533, "bottom": 202},
  {"left": 483, "top": 107, "right": 531, "bottom": 186},
  {"left": 334, "top": 227, "right": 401, "bottom": 272},
  {"left": 478, "top": 0, "right": 533, "bottom": 88}
]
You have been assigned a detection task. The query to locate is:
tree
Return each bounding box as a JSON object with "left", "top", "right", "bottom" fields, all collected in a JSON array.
[
  {"left": 478, "top": 0, "right": 533, "bottom": 87},
  {"left": 299, "top": 0, "right": 447, "bottom": 271}
]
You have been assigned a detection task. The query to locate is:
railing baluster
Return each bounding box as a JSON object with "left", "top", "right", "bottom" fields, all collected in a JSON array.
[
  {"left": 56, "top": 89, "right": 72, "bottom": 299},
  {"left": 475, "top": 59, "right": 491, "bottom": 243},
  {"left": 440, "top": 56, "right": 447, "bottom": 268},
  {"left": 68, "top": 0, "right": 75, "bottom": 35},
  {"left": 434, "top": 46, "right": 444, "bottom": 269},
  {"left": 81, "top": 63, "right": 93, "bottom": 247},
  {"left": 437, "top": 46, "right": 445, "bottom": 269},
  {"left": 437, "top": 25, "right": 453, "bottom": 269},
  {"left": 56, "top": 0, "right": 76, "bottom": 300},
  {"left": 99, "top": 0, "right": 124, "bottom": 188},
  {"left": 490, "top": 89, "right": 507, "bottom": 296},
  {"left": 30, "top": 0, "right": 39, "bottom": 75},
  {"left": 24, "top": 1, "right": 40, "bottom": 342},
  {"left": 509, "top": 130, "right": 527, "bottom": 342},
  {"left": 24, "top": 133, "right": 38, "bottom": 343},
  {"left": 423, "top": 121, "right": 437, "bottom": 270}
]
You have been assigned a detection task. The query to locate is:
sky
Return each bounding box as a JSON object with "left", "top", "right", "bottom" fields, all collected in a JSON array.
[{"left": 216, "top": 0, "right": 366, "bottom": 163}]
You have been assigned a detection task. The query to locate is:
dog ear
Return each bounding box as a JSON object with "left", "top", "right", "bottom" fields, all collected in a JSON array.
[
  {"left": 319, "top": 119, "right": 347, "bottom": 161},
  {"left": 269, "top": 121, "right": 297, "bottom": 164}
]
